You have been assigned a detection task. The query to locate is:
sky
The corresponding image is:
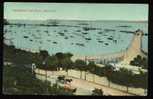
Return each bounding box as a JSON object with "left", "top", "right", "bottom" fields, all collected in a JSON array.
[{"left": 4, "top": 2, "right": 148, "bottom": 21}]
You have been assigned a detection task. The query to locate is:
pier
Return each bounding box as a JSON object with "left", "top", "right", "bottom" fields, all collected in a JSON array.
[{"left": 72, "top": 30, "right": 147, "bottom": 65}]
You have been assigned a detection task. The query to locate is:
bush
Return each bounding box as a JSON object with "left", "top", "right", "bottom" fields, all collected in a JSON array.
[
  {"left": 130, "top": 55, "right": 148, "bottom": 69},
  {"left": 92, "top": 88, "right": 103, "bottom": 96},
  {"left": 108, "top": 67, "right": 147, "bottom": 89},
  {"left": 3, "top": 65, "right": 74, "bottom": 95}
]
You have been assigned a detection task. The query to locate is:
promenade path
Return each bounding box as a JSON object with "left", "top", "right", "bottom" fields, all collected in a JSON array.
[
  {"left": 68, "top": 76, "right": 133, "bottom": 96},
  {"left": 35, "top": 68, "right": 135, "bottom": 96}
]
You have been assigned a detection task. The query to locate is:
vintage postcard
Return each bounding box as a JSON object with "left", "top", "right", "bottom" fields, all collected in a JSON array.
[{"left": 3, "top": 2, "right": 148, "bottom": 96}]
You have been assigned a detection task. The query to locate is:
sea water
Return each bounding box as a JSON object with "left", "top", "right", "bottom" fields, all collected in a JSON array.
[{"left": 4, "top": 20, "right": 148, "bottom": 56}]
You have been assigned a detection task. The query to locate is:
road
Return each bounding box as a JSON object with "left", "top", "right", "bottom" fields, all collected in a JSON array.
[{"left": 35, "top": 69, "right": 134, "bottom": 96}]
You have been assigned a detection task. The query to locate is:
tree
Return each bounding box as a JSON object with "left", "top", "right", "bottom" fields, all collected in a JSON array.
[
  {"left": 39, "top": 50, "right": 49, "bottom": 92},
  {"left": 88, "top": 61, "right": 97, "bottom": 82},
  {"left": 138, "top": 71, "right": 148, "bottom": 94},
  {"left": 35, "top": 50, "right": 50, "bottom": 69},
  {"left": 130, "top": 55, "right": 148, "bottom": 69},
  {"left": 55, "top": 52, "right": 64, "bottom": 71},
  {"left": 65, "top": 53, "right": 73, "bottom": 58},
  {"left": 137, "top": 55, "right": 142, "bottom": 61},
  {"left": 3, "top": 64, "right": 76, "bottom": 95},
  {"left": 45, "top": 56, "right": 58, "bottom": 70},
  {"left": 74, "top": 59, "right": 86, "bottom": 79},
  {"left": 63, "top": 53, "right": 73, "bottom": 75},
  {"left": 33, "top": 53, "right": 44, "bottom": 68},
  {"left": 118, "top": 68, "right": 133, "bottom": 92},
  {"left": 104, "top": 64, "right": 114, "bottom": 87},
  {"left": 62, "top": 59, "right": 73, "bottom": 76},
  {"left": 39, "top": 50, "right": 49, "bottom": 65}
]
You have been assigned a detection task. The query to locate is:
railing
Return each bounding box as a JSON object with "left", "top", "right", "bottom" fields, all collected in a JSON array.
[{"left": 34, "top": 68, "right": 146, "bottom": 96}]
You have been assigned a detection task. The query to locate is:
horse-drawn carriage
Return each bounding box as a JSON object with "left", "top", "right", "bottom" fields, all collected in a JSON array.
[{"left": 57, "top": 75, "right": 76, "bottom": 93}]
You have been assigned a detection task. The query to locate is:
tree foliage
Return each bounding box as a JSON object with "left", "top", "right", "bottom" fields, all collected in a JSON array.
[
  {"left": 130, "top": 55, "right": 148, "bottom": 69},
  {"left": 4, "top": 44, "right": 148, "bottom": 89},
  {"left": 3, "top": 64, "right": 75, "bottom": 95},
  {"left": 74, "top": 59, "right": 87, "bottom": 71}
]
